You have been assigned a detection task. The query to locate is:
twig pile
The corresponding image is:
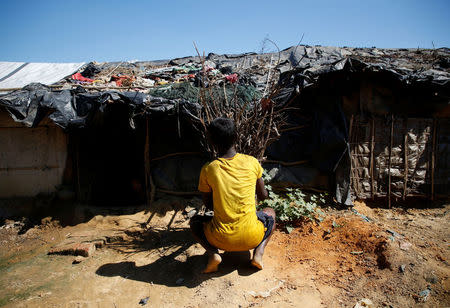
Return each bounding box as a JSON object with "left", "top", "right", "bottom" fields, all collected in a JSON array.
[{"left": 193, "top": 43, "right": 292, "bottom": 161}]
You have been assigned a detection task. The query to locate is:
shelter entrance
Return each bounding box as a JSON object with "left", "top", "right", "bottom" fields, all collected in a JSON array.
[{"left": 75, "top": 104, "right": 146, "bottom": 206}]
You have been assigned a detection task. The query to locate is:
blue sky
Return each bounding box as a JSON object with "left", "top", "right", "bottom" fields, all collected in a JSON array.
[{"left": 1, "top": 0, "right": 449, "bottom": 62}]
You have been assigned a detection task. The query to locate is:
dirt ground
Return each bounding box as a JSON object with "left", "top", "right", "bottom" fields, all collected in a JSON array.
[{"left": 0, "top": 198, "right": 449, "bottom": 308}]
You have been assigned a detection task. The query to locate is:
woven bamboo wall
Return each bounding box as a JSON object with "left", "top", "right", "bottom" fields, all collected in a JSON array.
[{"left": 349, "top": 116, "right": 449, "bottom": 204}]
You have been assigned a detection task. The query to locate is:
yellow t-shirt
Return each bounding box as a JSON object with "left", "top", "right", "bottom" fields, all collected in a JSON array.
[{"left": 198, "top": 153, "right": 265, "bottom": 251}]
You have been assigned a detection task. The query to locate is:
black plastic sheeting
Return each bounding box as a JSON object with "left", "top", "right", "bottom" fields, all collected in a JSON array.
[
  {"left": 0, "top": 83, "right": 200, "bottom": 129},
  {"left": 1, "top": 46, "right": 448, "bottom": 205},
  {"left": 2, "top": 46, "right": 448, "bottom": 129}
]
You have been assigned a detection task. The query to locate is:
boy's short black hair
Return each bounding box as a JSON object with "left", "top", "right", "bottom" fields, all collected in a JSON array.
[{"left": 208, "top": 117, "right": 237, "bottom": 149}]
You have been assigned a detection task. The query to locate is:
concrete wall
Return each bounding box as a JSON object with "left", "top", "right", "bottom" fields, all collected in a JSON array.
[{"left": 0, "top": 111, "right": 68, "bottom": 198}]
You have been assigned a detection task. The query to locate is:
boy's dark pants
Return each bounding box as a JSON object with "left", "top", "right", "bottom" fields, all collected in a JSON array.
[{"left": 189, "top": 211, "right": 275, "bottom": 251}]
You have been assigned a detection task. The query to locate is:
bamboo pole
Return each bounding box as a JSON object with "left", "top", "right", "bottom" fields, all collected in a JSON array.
[
  {"left": 403, "top": 119, "right": 408, "bottom": 200},
  {"left": 348, "top": 115, "right": 356, "bottom": 197},
  {"left": 370, "top": 118, "right": 375, "bottom": 200},
  {"left": 387, "top": 115, "right": 394, "bottom": 209},
  {"left": 431, "top": 118, "right": 437, "bottom": 201}
]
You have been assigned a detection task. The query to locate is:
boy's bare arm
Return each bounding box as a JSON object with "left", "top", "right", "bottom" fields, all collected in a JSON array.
[
  {"left": 202, "top": 192, "right": 213, "bottom": 210},
  {"left": 256, "top": 178, "right": 268, "bottom": 201}
]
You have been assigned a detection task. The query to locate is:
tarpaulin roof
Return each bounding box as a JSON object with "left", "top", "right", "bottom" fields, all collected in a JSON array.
[
  {"left": 1, "top": 46, "right": 448, "bottom": 204},
  {"left": 0, "top": 62, "right": 85, "bottom": 89},
  {"left": 0, "top": 46, "right": 449, "bottom": 129}
]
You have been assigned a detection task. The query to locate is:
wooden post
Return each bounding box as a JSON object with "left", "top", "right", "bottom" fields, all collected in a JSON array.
[
  {"left": 348, "top": 115, "right": 356, "bottom": 197},
  {"left": 370, "top": 118, "right": 375, "bottom": 199},
  {"left": 144, "top": 117, "right": 152, "bottom": 207},
  {"left": 403, "top": 123, "right": 408, "bottom": 200},
  {"left": 349, "top": 115, "right": 354, "bottom": 143},
  {"left": 75, "top": 133, "right": 81, "bottom": 201},
  {"left": 387, "top": 115, "right": 394, "bottom": 209},
  {"left": 431, "top": 118, "right": 437, "bottom": 201}
]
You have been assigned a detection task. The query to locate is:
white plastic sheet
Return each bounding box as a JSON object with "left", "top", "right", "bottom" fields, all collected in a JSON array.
[{"left": 0, "top": 62, "right": 85, "bottom": 89}]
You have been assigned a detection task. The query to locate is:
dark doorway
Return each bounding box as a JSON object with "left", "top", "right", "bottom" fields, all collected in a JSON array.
[{"left": 75, "top": 103, "right": 146, "bottom": 206}]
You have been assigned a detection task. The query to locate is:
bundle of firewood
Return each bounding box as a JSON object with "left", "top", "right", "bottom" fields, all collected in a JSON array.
[{"left": 194, "top": 44, "right": 293, "bottom": 161}]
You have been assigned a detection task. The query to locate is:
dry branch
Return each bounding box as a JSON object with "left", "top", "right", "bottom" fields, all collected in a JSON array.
[{"left": 191, "top": 43, "right": 292, "bottom": 161}]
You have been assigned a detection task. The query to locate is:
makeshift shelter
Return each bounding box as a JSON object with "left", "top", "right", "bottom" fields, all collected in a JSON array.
[
  {"left": 0, "top": 46, "right": 449, "bottom": 212},
  {"left": 0, "top": 62, "right": 85, "bottom": 201}
]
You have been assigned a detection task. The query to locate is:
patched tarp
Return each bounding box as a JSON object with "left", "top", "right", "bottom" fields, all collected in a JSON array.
[
  {"left": 0, "top": 46, "right": 449, "bottom": 204},
  {"left": 1, "top": 46, "right": 449, "bottom": 129},
  {"left": 0, "top": 83, "right": 201, "bottom": 129}
]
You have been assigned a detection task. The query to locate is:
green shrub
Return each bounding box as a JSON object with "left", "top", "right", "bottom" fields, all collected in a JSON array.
[{"left": 258, "top": 170, "right": 326, "bottom": 232}]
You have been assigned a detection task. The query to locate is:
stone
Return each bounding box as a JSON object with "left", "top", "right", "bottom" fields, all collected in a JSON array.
[
  {"left": 176, "top": 278, "right": 184, "bottom": 285},
  {"left": 90, "top": 239, "right": 106, "bottom": 248},
  {"left": 399, "top": 241, "right": 412, "bottom": 251},
  {"left": 425, "top": 275, "right": 438, "bottom": 284},
  {"left": 49, "top": 242, "right": 96, "bottom": 257},
  {"left": 418, "top": 287, "right": 431, "bottom": 302},
  {"left": 386, "top": 229, "right": 401, "bottom": 237},
  {"left": 186, "top": 209, "right": 197, "bottom": 219},
  {"left": 72, "top": 256, "right": 85, "bottom": 264},
  {"left": 354, "top": 298, "right": 374, "bottom": 308},
  {"left": 139, "top": 297, "right": 149, "bottom": 305}
]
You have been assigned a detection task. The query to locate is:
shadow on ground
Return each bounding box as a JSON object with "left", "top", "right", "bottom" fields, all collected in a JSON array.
[
  {"left": 96, "top": 227, "right": 259, "bottom": 288},
  {"left": 96, "top": 249, "right": 258, "bottom": 288},
  {"left": 1, "top": 195, "right": 201, "bottom": 234}
]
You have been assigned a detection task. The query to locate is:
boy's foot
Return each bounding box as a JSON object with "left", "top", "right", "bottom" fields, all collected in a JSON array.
[
  {"left": 251, "top": 254, "right": 263, "bottom": 270},
  {"left": 202, "top": 253, "right": 222, "bottom": 273}
]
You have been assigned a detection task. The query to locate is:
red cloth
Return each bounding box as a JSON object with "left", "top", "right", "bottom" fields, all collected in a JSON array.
[
  {"left": 225, "top": 73, "right": 238, "bottom": 83},
  {"left": 71, "top": 72, "right": 94, "bottom": 83},
  {"left": 111, "top": 75, "right": 135, "bottom": 87}
]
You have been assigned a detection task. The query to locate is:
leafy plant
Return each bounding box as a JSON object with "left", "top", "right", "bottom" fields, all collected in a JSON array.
[{"left": 258, "top": 170, "right": 327, "bottom": 232}]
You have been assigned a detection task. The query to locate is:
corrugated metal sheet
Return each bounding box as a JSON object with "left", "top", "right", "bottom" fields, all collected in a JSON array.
[{"left": 0, "top": 62, "right": 85, "bottom": 89}]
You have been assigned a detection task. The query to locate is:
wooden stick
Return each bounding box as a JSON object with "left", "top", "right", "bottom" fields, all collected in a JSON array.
[
  {"left": 75, "top": 134, "right": 81, "bottom": 201},
  {"left": 150, "top": 172, "right": 156, "bottom": 205},
  {"left": 431, "top": 118, "right": 437, "bottom": 201},
  {"left": 0, "top": 165, "right": 59, "bottom": 171},
  {"left": 388, "top": 115, "right": 394, "bottom": 209},
  {"left": 0, "top": 84, "right": 157, "bottom": 92},
  {"left": 279, "top": 125, "right": 307, "bottom": 133},
  {"left": 144, "top": 117, "right": 152, "bottom": 207},
  {"left": 0, "top": 126, "right": 53, "bottom": 129},
  {"left": 263, "top": 54, "right": 274, "bottom": 98},
  {"left": 0, "top": 85, "right": 62, "bottom": 92},
  {"left": 263, "top": 159, "right": 309, "bottom": 166},
  {"left": 156, "top": 189, "right": 201, "bottom": 196},
  {"left": 403, "top": 119, "right": 408, "bottom": 200},
  {"left": 348, "top": 114, "right": 354, "bottom": 142},
  {"left": 261, "top": 105, "right": 274, "bottom": 161},
  {"left": 151, "top": 152, "right": 201, "bottom": 162},
  {"left": 105, "top": 61, "right": 124, "bottom": 77},
  {"left": 348, "top": 115, "right": 359, "bottom": 198},
  {"left": 370, "top": 118, "right": 375, "bottom": 200}
]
